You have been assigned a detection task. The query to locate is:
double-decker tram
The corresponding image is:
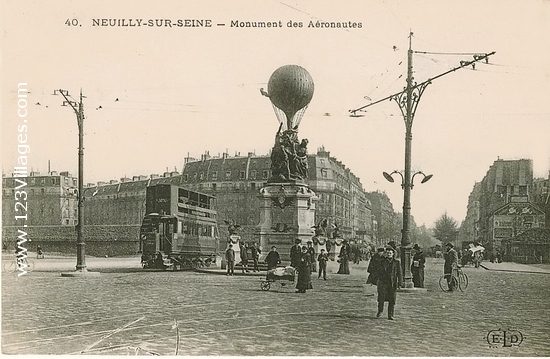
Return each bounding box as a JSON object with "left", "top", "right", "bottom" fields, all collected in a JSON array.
[{"left": 139, "top": 184, "right": 219, "bottom": 270}]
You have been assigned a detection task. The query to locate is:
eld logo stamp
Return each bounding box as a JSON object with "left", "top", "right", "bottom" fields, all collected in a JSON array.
[{"left": 486, "top": 329, "right": 524, "bottom": 348}]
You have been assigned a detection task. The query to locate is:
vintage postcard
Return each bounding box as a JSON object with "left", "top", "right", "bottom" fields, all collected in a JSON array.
[{"left": 2, "top": 0, "right": 549, "bottom": 356}]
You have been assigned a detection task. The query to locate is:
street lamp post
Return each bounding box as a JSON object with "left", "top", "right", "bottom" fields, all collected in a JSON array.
[
  {"left": 350, "top": 32, "right": 493, "bottom": 288},
  {"left": 383, "top": 170, "right": 432, "bottom": 287},
  {"left": 56, "top": 89, "right": 99, "bottom": 276}
]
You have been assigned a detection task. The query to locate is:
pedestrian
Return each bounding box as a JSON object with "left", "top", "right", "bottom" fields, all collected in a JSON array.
[
  {"left": 296, "top": 246, "right": 313, "bottom": 293},
  {"left": 366, "top": 247, "right": 385, "bottom": 284},
  {"left": 411, "top": 244, "right": 426, "bottom": 288},
  {"left": 337, "top": 239, "right": 350, "bottom": 274},
  {"left": 388, "top": 241, "right": 398, "bottom": 259},
  {"left": 376, "top": 246, "right": 403, "bottom": 320},
  {"left": 264, "top": 245, "right": 281, "bottom": 270},
  {"left": 307, "top": 241, "right": 316, "bottom": 272},
  {"left": 36, "top": 245, "right": 45, "bottom": 259},
  {"left": 225, "top": 244, "right": 235, "bottom": 276},
  {"left": 443, "top": 242, "right": 458, "bottom": 291},
  {"left": 240, "top": 242, "right": 250, "bottom": 273},
  {"left": 317, "top": 248, "right": 329, "bottom": 280},
  {"left": 290, "top": 239, "right": 302, "bottom": 268},
  {"left": 251, "top": 242, "right": 261, "bottom": 272}
]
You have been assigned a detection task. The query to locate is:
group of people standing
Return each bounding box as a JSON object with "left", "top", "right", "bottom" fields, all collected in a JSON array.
[{"left": 224, "top": 241, "right": 262, "bottom": 275}]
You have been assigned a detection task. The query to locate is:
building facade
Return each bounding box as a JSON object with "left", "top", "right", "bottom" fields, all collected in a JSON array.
[
  {"left": 180, "top": 147, "right": 374, "bottom": 243},
  {"left": 462, "top": 158, "right": 547, "bottom": 255},
  {"left": 2, "top": 148, "right": 376, "bottom": 255}
]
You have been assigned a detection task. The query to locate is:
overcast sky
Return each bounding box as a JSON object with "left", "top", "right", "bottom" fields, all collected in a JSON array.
[{"left": 3, "top": 0, "right": 550, "bottom": 227}]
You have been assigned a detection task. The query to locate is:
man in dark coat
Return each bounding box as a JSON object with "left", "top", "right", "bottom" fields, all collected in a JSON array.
[
  {"left": 296, "top": 246, "right": 313, "bottom": 293},
  {"left": 306, "top": 241, "right": 316, "bottom": 272},
  {"left": 411, "top": 244, "right": 426, "bottom": 288},
  {"left": 376, "top": 246, "right": 403, "bottom": 320},
  {"left": 225, "top": 244, "right": 235, "bottom": 276},
  {"left": 317, "top": 248, "right": 329, "bottom": 280},
  {"left": 290, "top": 239, "right": 302, "bottom": 268},
  {"left": 264, "top": 245, "right": 281, "bottom": 270},
  {"left": 239, "top": 242, "right": 250, "bottom": 273},
  {"left": 366, "top": 247, "right": 385, "bottom": 284},
  {"left": 444, "top": 242, "right": 458, "bottom": 291}
]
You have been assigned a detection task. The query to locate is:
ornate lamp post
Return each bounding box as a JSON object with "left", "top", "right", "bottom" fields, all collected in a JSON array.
[
  {"left": 55, "top": 89, "right": 99, "bottom": 276},
  {"left": 383, "top": 170, "right": 432, "bottom": 288},
  {"left": 350, "top": 33, "right": 492, "bottom": 289}
]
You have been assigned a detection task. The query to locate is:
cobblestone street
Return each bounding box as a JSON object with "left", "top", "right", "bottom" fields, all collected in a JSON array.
[{"left": 2, "top": 256, "right": 549, "bottom": 356}]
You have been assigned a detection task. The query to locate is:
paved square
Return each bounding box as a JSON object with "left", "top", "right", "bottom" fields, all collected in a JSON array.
[{"left": 2, "top": 256, "right": 549, "bottom": 356}]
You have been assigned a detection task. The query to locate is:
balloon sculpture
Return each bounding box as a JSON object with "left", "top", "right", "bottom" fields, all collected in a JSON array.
[{"left": 261, "top": 65, "right": 314, "bottom": 182}]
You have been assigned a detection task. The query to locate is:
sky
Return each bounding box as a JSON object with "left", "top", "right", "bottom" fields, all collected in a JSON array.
[{"left": 2, "top": 0, "right": 550, "bottom": 228}]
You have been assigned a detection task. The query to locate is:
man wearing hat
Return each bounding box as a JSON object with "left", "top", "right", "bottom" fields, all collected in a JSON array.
[
  {"left": 290, "top": 239, "right": 302, "bottom": 268},
  {"left": 444, "top": 242, "right": 459, "bottom": 291},
  {"left": 366, "top": 247, "right": 385, "bottom": 284},
  {"left": 411, "top": 244, "right": 426, "bottom": 288},
  {"left": 306, "top": 241, "right": 316, "bottom": 272},
  {"left": 376, "top": 246, "right": 402, "bottom": 320}
]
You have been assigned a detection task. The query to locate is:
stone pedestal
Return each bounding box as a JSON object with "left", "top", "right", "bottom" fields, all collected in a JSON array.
[{"left": 256, "top": 182, "right": 317, "bottom": 262}]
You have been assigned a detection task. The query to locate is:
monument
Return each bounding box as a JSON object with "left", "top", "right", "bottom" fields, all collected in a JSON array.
[{"left": 256, "top": 65, "right": 317, "bottom": 262}]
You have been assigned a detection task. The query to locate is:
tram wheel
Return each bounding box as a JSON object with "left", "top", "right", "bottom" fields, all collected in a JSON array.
[{"left": 260, "top": 281, "right": 270, "bottom": 291}]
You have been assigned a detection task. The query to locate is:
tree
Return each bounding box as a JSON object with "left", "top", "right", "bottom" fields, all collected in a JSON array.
[{"left": 433, "top": 212, "right": 459, "bottom": 245}]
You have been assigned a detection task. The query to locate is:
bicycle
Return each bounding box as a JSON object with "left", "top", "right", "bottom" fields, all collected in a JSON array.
[
  {"left": 2, "top": 254, "right": 34, "bottom": 273},
  {"left": 439, "top": 265, "right": 468, "bottom": 292}
]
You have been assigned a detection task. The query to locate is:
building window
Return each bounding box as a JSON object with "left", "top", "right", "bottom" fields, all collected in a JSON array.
[
  {"left": 250, "top": 182, "right": 256, "bottom": 190},
  {"left": 239, "top": 171, "right": 245, "bottom": 180},
  {"left": 199, "top": 173, "right": 204, "bottom": 180},
  {"left": 212, "top": 171, "right": 218, "bottom": 180},
  {"left": 250, "top": 170, "right": 257, "bottom": 180},
  {"left": 212, "top": 183, "right": 217, "bottom": 191},
  {"left": 225, "top": 171, "right": 231, "bottom": 180},
  {"left": 193, "top": 173, "right": 197, "bottom": 180},
  {"left": 263, "top": 170, "right": 269, "bottom": 179},
  {"left": 519, "top": 185, "right": 527, "bottom": 196},
  {"left": 321, "top": 169, "right": 328, "bottom": 178}
]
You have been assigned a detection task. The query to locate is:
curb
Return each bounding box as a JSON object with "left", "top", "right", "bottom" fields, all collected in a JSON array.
[{"left": 480, "top": 264, "right": 550, "bottom": 274}]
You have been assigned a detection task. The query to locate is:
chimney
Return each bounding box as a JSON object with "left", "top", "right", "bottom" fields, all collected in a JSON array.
[
  {"left": 97, "top": 181, "right": 108, "bottom": 186},
  {"left": 163, "top": 172, "right": 171, "bottom": 178},
  {"left": 110, "top": 180, "right": 119, "bottom": 184},
  {"left": 150, "top": 174, "right": 160, "bottom": 179}
]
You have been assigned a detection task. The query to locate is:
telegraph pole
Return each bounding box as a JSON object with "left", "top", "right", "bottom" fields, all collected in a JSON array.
[
  {"left": 350, "top": 32, "right": 494, "bottom": 288},
  {"left": 56, "top": 89, "right": 97, "bottom": 275}
]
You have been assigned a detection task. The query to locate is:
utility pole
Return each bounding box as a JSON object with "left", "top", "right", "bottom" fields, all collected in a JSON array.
[
  {"left": 350, "top": 32, "right": 494, "bottom": 289},
  {"left": 56, "top": 89, "right": 91, "bottom": 274}
]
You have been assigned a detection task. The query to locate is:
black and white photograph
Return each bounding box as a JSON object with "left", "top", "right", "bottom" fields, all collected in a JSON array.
[{"left": 2, "top": 0, "right": 550, "bottom": 356}]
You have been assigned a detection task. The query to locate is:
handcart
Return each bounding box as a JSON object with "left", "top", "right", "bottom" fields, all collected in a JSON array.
[{"left": 260, "top": 266, "right": 296, "bottom": 291}]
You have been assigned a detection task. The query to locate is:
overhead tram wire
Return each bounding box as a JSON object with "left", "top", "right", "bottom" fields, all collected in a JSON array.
[{"left": 414, "top": 51, "right": 488, "bottom": 56}]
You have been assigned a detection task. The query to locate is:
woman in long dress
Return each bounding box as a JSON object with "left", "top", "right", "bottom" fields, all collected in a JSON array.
[
  {"left": 296, "top": 246, "right": 313, "bottom": 293},
  {"left": 337, "top": 240, "right": 350, "bottom": 274}
]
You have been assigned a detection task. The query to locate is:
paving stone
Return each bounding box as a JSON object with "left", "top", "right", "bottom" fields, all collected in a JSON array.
[{"left": 2, "top": 257, "right": 549, "bottom": 356}]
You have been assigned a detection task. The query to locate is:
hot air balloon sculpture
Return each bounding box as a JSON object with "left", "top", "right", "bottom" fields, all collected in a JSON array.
[{"left": 261, "top": 65, "right": 314, "bottom": 182}]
